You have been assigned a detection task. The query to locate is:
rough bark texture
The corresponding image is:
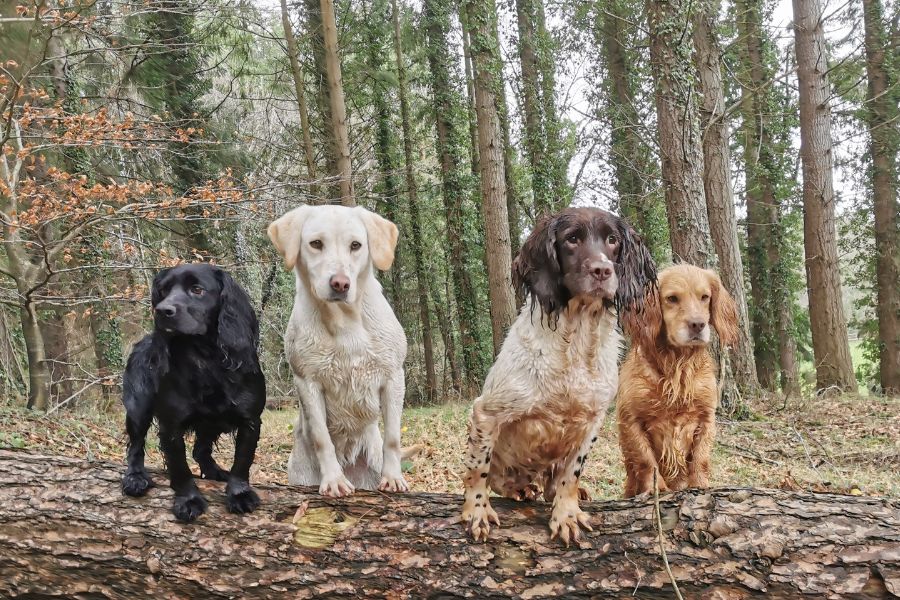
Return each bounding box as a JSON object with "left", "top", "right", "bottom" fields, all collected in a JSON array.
[
  {"left": 280, "top": 0, "right": 318, "bottom": 188},
  {"left": 646, "top": 0, "right": 714, "bottom": 268},
  {"left": 792, "top": 0, "right": 857, "bottom": 392},
  {"left": 862, "top": 0, "right": 900, "bottom": 394},
  {"left": 424, "top": 0, "right": 485, "bottom": 385},
  {"left": 735, "top": 0, "right": 799, "bottom": 395},
  {"left": 692, "top": 3, "right": 760, "bottom": 401},
  {"left": 320, "top": 0, "right": 354, "bottom": 205},
  {"left": 2, "top": 450, "right": 899, "bottom": 599},
  {"left": 391, "top": 0, "right": 436, "bottom": 403},
  {"left": 462, "top": 0, "right": 516, "bottom": 356}
]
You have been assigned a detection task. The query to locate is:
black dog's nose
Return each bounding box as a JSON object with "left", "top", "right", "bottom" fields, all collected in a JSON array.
[
  {"left": 688, "top": 320, "right": 706, "bottom": 334},
  {"left": 590, "top": 262, "right": 613, "bottom": 281},
  {"left": 156, "top": 305, "right": 176, "bottom": 318}
]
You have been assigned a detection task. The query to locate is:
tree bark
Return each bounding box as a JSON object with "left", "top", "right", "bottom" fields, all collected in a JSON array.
[
  {"left": 460, "top": 14, "right": 481, "bottom": 180},
  {"left": 424, "top": 0, "right": 486, "bottom": 385},
  {"left": 735, "top": 0, "right": 799, "bottom": 395},
  {"left": 320, "top": 0, "right": 354, "bottom": 205},
  {"left": 391, "top": 0, "right": 436, "bottom": 403},
  {"left": 692, "top": 2, "right": 760, "bottom": 400},
  {"left": 2, "top": 450, "right": 899, "bottom": 599},
  {"left": 861, "top": 0, "right": 900, "bottom": 394},
  {"left": 280, "top": 0, "right": 318, "bottom": 188},
  {"left": 461, "top": 0, "right": 517, "bottom": 356},
  {"left": 19, "top": 302, "right": 50, "bottom": 411},
  {"left": 792, "top": 0, "right": 857, "bottom": 392},
  {"left": 646, "top": 0, "right": 714, "bottom": 268}
]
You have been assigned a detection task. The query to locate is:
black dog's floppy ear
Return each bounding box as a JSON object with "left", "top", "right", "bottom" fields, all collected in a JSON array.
[
  {"left": 215, "top": 269, "right": 260, "bottom": 372},
  {"left": 615, "top": 219, "right": 658, "bottom": 325},
  {"left": 512, "top": 214, "right": 569, "bottom": 317},
  {"left": 150, "top": 268, "right": 172, "bottom": 308}
]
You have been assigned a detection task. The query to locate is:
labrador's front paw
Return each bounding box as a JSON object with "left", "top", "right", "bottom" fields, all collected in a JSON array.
[
  {"left": 319, "top": 473, "right": 355, "bottom": 497},
  {"left": 378, "top": 474, "right": 409, "bottom": 493}
]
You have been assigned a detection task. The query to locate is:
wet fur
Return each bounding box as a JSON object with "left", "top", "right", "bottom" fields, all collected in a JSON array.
[{"left": 617, "top": 264, "right": 738, "bottom": 497}]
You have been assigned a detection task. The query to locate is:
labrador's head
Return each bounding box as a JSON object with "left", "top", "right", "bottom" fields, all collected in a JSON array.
[{"left": 267, "top": 205, "right": 398, "bottom": 305}]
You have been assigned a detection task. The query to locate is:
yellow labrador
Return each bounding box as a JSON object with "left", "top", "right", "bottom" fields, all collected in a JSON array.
[{"left": 268, "top": 204, "right": 408, "bottom": 497}]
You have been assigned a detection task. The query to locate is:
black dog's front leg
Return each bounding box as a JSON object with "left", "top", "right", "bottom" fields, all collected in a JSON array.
[
  {"left": 159, "top": 424, "right": 207, "bottom": 522},
  {"left": 225, "top": 416, "right": 261, "bottom": 514},
  {"left": 122, "top": 408, "right": 154, "bottom": 496}
]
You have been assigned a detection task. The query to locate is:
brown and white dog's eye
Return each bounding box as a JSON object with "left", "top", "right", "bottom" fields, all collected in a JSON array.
[
  {"left": 309, "top": 240, "right": 323, "bottom": 250},
  {"left": 606, "top": 234, "right": 619, "bottom": 246},
  {"left": 190, "top": 285, "right": 205, "bottom": 297},
  {"left": 350, "top": 241, "right": 362, "bottom": 251},
  {"left": 666, "top": 294, "right": 679, "bottom": 304},
  {"left": 565, "top": 232, "right": 579, "bottom": 244}
]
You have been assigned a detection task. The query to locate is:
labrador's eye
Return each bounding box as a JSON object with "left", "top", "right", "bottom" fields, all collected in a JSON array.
[
  {"left": 666, "top": 295, "right": 678, "bottom": 303},
  {"left": 701, "top": 294, "right": 710, "bottom": 302},
  {"left": 310, "top": 240, "right": 323, "bottom": 250},
  {"left": 190, "top": 285, "right": 205, "bottom": 296},
  {"left": 350, "top": 241, "right": 362, "bottom": 251},
  {"left": 607, "top": 234, "right": 619, "bottom": 246}
]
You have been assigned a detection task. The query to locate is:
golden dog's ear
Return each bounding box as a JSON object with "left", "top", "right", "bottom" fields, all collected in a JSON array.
[
  {"left": 707, "top": 269, "right": 739, "bottom": 347},
  {"left": 621, "top": 286, "right": 662, "bottom": 351},
  {"left": 267, "top": 205, "right": 312, "bottom": 271},
  {"left": 356, "top": 207, "right": 399, "bottom": 271}
]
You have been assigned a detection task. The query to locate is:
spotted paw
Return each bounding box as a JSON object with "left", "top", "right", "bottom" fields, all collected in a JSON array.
[
  {"left": 549, "top": 498, "right": 593, "bottom": 546},
  {"left": 461, "top": 498, "right": 500, "bottom": 542}
]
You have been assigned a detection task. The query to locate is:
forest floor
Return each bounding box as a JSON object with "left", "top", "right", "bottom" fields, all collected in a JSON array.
[{"left": 1, "top": 393, "right": 897, "bottom": 498}]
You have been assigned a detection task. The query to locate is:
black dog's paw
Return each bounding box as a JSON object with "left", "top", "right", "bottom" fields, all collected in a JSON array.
[
  {"left": 226, "top": 480, "right": 261, "bottom": 514},
  {"left": 172, "top": 492, "right": 208, "bottom": 522},
  {"left": 200, "top": 465, "right": 231, "bottom": 482},
  {"left": 122, "top": 471, "right": 153, "bottom": 497}
]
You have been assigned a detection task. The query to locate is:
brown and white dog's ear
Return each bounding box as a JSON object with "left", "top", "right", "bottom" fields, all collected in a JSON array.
[
  {"left": 267, "top": 205, "right": 312, "bottom": 271},
  {"left": 356, "top": 206, "right": 399, "bottom": 271},
  {"left": 512, "top": 214, "right": 568, "bottom": 316},
  {"left": 707, "top": 269, "right": 739, "bottom": 347}
]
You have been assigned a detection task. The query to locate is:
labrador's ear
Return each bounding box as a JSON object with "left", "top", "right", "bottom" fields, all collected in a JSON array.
[
  {"left": 356, "top": 206, "right": 399, "bottom": 271},
  {"left": 267, "top": 205, "right": 312, "bottom": 271}
]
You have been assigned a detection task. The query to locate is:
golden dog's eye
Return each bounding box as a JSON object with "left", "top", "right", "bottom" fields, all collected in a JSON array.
[
  {"left": 310, "top": 240, "right": 323, "bottom": 250},
  {"left": 701, "top": 294, "right": 710, "bottom": 301},
  {"left": 190, "top": 285, "right": 204, "bottom": 296},
  {"left": 607, "top": 234, "right": 618, "bottom": 245},
  {"left": 350, "top": 241, "right": 362, "bottom": 251},
  {"left": 666, "top": 295, "right": 678, "bottom": 303}
]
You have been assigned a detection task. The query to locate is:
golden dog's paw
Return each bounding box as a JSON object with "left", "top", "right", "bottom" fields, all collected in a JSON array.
[
  {"left": 549, "top": 499, "right": 593, "bottom": 546},
  {"left": 461, "top": 499, "right": 500, "bottom": 542}
]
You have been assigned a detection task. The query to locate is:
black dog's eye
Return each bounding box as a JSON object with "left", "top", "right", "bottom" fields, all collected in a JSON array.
[
  {"left": 190, "top": 285, "right": 205, "bottom": 296},
  {"left": 350, "top": 241, "right": 362, "bottom": 251},
  {"left": 310, "top": 240, "right": 323, "bottom": 250},
  {"left": 701, "top": 294, "right": 710, "bottom": 301},
  {"left": 607, "top": 234, "right": 619, "bottom": 246},
  {"left": 666, "top": 295, "right": 678, "bottom": 303}
]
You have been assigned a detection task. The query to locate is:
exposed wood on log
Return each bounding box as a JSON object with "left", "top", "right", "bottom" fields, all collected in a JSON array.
[{"left": 0, "top": 449, "right": 898, "bottom": 599}]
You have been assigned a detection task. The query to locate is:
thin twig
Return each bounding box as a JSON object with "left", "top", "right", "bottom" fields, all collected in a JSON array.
[{"left": 653, "top": 468, "right": 684, "bottom": 600}]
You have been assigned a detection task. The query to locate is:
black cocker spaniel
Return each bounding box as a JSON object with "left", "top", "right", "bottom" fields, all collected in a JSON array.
[{"left": 121, "top": 263, "right": 266, "bottom": 522}]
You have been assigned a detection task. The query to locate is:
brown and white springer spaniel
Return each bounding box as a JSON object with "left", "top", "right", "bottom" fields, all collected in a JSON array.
[{"left": 460, "top": 207, "right": 656, "bottom": 544}]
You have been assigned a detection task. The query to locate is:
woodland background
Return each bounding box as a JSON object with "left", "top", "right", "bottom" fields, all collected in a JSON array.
[{"left": 0, "top": 0, "right": 897, "bottom": 418}]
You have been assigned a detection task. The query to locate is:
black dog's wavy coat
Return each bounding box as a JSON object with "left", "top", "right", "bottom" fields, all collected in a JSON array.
[{"left": 121, "top": 264, "right": 266, "bottom": 522}]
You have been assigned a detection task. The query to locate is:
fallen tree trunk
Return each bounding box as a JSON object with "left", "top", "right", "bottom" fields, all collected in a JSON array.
[{"left": 0, "top": 449, "right": 898, "bottom": 599}]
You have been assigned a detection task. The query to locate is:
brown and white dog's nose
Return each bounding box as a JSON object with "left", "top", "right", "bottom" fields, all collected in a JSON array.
[
  {"left": 688, "top": 320, "right": 707, "bottom": 335},
  {"left": 330, "top": 274, "right": 351, "bottom": 294},
  {"left": 589, "top": 261, "right": 614, "bottom": 282}
]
